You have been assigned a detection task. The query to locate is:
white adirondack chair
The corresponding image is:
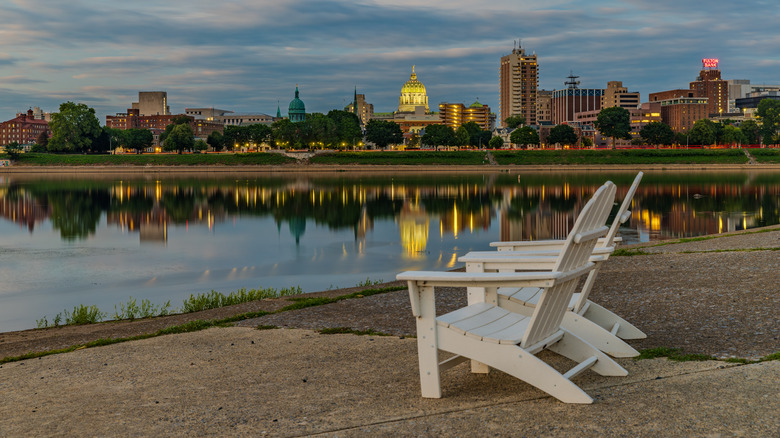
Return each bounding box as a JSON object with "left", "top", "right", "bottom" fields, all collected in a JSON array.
[
  {"left": 398, "top": 182, "right": 626, "bottom": 404},
  {"left": 485, "top": 172, "right": 645, "bottom": 342}
]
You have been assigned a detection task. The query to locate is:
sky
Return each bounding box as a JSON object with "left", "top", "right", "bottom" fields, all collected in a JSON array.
[{"left": 1, "top": 0, "right": 778, "bottom": 123}]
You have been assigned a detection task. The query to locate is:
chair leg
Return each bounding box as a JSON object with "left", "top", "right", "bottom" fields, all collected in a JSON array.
[
  {"left": 548, "top": 331, "right": 628, "bottom": 377},
  {"left": 561, "top": 311, "right": 639, "bottom": 357},
  {"left": 439, "top": 332, "right": 594, "bottom": 404},
  {"left": 582, "top": 301, "right": 647, "bottom": 339}
]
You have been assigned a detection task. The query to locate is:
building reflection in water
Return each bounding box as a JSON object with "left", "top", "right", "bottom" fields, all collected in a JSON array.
[{"left": 0, "top": 174, "right": 779, "bottom": 245}]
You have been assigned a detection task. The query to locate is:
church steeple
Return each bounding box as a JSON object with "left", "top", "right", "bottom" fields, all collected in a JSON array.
[
  {"left": 276, "top": 100, "right": 281, "bottom": 118},
  {"left": 352, "top": 86, "right": 358, "bottom": 115}
]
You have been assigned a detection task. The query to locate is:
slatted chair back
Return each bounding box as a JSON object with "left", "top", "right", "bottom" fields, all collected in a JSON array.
[
  {"left": 600, "top": 172, "right": 643, "bottom": 248},
  {"left": 520, "top": 182, "right": 616, "bottom": 348}
]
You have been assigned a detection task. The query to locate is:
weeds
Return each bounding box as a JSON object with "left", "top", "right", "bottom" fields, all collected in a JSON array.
[
  {"left": 356, "top": 277, "right": 384, "bottom": 287},
  {"left": 636, "top": 347, "right": 716, "bottom": 362},
  {"left": 181, "top": 286, "right": 303, "bottom": 313},
  {"left": 318, "top": 327, "right": 392, "bottom": 336},
  {"left": 612, "top": 248, "right": 651, "bottom": 256},
  {"left": 113, "top": 298, "right": 172, "bottom": 321}
]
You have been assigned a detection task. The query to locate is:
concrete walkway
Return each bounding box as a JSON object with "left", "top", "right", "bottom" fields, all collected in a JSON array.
[{"left": 1, "top": 327, "right": 777, "bottom": 437}]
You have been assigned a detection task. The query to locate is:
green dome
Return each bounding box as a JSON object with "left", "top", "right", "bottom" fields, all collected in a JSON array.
[
  {"left": 288, "top": 86, "right": 306, "bottom": 122},
  {"left": 469, "top": 100, "right": 483, "bottom": 108}
]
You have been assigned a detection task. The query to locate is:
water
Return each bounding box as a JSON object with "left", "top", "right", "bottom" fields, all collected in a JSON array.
[{"left": 1, "top": 170, "right": 778, "bottom": 332}]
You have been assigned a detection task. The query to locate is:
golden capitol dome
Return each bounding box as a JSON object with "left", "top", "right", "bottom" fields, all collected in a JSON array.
[{"left": 398, "top": 65, "right": 429, "bottom": 113}]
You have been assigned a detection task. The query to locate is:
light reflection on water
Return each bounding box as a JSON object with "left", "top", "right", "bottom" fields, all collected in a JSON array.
[{"left": 0, "top": 170, "right": 778, "bottom": 332}]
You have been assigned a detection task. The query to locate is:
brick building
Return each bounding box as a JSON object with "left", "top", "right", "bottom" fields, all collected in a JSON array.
[
  {"left": 0, "top": 109, "right": 50, "bottom": 146},
  {"left": 690, "top": 66, "right": 727, "bottom": 116},
  {"left": 106, "top": 110, "right": 223, "bottom": 146}
]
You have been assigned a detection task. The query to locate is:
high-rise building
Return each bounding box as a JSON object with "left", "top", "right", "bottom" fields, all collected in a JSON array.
[
  {"left": 602, "top": 81, "right": 640, "bottom": 110},
  {"left": 690, "top": 60, "right": 727, "bottom": 116},
  {"left": 439, "top": 101, "right": 491, "bottom": 130},
  {"left": 551, "top": 74, "right": 603, "bottom": 124},
  {"left": 131, "top": 92, "right": 170, "bottom": 116},
  {"left": 346, "top": 90, "right": 374, "bottom": 126},
  {"left": 499, "top": 42, "right": 538, "bottom": 126}
]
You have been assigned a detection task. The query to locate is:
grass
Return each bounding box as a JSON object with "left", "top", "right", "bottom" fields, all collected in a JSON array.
[
  {"left": 6, "top": 152, "right": 296, "bottom": 166},
  {"left": 317, "top": 327, "right": 393, "bottom": 336},
  {"left": 113, "top": 298, "right": 172, "bottom": 321},
  {"left": 180, "top": 286, "right": 303, "bottom": 313},
  {"left": 308, "top": 151, "right": 489, "bottom": 165},
  {"left": 492, "top": 149, "right": 749, "bottom": 165},
  {"left": 35, "top": 286, "right": 303, "bottom": 328},
  {"left": 748, "top": 148, "right": 780, "bottom": 163},
  {"left": 635, "top": 347, "right": 779, "bottom": 364},
  {"left": 280, "top": 286, "right": 406, "bottom": 312},
  {"left": 3, "top": 284, "right": 407, "bottom": 364},
  {"left": 612, "top": 226, "right": 780, "bottom": 256},
  {"left": 37, "top": 305, "right": 106, "bottom": 328}
]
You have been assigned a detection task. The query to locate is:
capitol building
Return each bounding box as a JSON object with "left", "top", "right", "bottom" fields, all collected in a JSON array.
[{"left": 398, "top": 65, "right": 429, "bottom": 113}]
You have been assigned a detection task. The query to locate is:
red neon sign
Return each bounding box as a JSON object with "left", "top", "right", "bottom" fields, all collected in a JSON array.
[{"left": 702, "top": 58, "right": 719, "bottom": 69}]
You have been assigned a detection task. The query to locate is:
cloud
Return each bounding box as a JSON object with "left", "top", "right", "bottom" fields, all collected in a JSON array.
[{"left": 0, "top": 0, "right": 778, "bottom": 121}]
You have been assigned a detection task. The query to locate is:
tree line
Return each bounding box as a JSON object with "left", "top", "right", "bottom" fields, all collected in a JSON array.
[{"left": 6, "top": 99, "right": 780, "bottom": 157}]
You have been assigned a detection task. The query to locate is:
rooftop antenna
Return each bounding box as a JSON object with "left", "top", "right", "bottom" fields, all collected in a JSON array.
[{"left": 565, "top": 71, "right": 580, "bottom": 90}]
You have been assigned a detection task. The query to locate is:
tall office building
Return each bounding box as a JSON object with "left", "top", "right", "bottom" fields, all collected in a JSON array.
[
  {"left": 499, "top": 42, "right": 538, "bottom": 126},
  {"left": 690, "top": 60, "right": 727, "bottom": 116},
  {"left": 131, "top": 91, "right": 170, "bottom": 116},
  {"left": 551, "top": 73, "right": 603, "bottom": 124}
]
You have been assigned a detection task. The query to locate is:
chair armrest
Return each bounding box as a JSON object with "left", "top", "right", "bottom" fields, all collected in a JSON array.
[
  {"left": 492, "top": 237, "right": 620, "bottom": 252},
  {"left": 460, "top": 248, "right": 612, "bottom": 266},
  {"left": 398, "top": 266, "right": 593, "bottom": 289}
]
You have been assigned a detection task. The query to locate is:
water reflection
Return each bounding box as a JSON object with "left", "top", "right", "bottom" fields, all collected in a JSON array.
[{"left": 2, "top": 172, "right": 780, "bottom": 246}]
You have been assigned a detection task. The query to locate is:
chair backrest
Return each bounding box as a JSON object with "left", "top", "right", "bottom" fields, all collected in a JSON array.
[
  {"left": 521, "top": 182, "right": 616, "bottom": 348},
  {"left": 600, "top": 172, "right": 643, "bottom": 248}
]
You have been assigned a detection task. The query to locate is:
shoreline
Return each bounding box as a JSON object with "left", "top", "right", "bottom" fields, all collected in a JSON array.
[{"left": 3, "top": 162, "right": 780, "bottom": 174}]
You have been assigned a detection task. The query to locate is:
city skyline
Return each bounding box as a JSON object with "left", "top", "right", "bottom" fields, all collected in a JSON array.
[{"left": 1, "top": 0, "right": 778, "bottom": 122}]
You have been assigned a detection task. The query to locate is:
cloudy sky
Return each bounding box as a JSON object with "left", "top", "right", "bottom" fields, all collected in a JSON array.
[{"left": 1, "top": 0, "right": 778, "bottom": 122}]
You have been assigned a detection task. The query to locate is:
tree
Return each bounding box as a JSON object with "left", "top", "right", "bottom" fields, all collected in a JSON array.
[
  {"left": 721, "top": 125, "right": 746, "bottom": 146},
  {"left": 639, "top": 121, "right": 674, "bottom": 147},
  {"left": 162, "top": 123, "right": 194, "bottom": 154},
  {"left": 547, "top": 124, "right": 578, "bottom": 146},
  {"left": 582, "top": 137, "right": 593, "bottom": 147},
  {"left": 248, "top": 124, "right": 272, "bottom": 147},
  {"left": 48, "top": 102, "right": 101, "bottom": 153},
  {"left": 327, "top": 110, "right": 362, "bottom": 149},
  {"left": 4, "top": 141, "right": 23, "bottom": 160},
  {"left": 739, "top": 119, "right": 760, "bottom": 145},
  {"left": 194, "top": 139, "right": 209, "bottom": 153},
  {"left": 124, "top": 129, "right": 154, "bottom": 154},
  {"left": 688, "top": 119, "right": 716, "bottom": 146},
  {"left": 504, "top": 115, "right": 525, "bottom": 129},
  {"left": 594, "top": 107, "right": 632, "bottom": 149},
  {"left": 36, "top": 131, "right": 49, "bottom": 149},
  {"left": 510, "top": 126, "right": 539, "bottom": 148},
  {"left": 222, "top": 125, "right": 251, "bottom": 151},
  {"left": 756, "top": 99, "right": 780, "bottom": 143},
  {"left": 159, "top": 116, "right": 192, "bottom": 146},
  {"left": 365, "top": 120, "right": 403, "bottom": 149},
  {"left": 454, "top": 126, "right": 470, "bottom": 147},
  {"left": 207, "top": 131, "right": 224, "bottom": 151},
  {"left": 488, "top": 136, "right": 504, "bottom": 149},
  {"left": 421, "top": 124, "right": 456, "bottom": 147},
  {"left": 271, "top": 119, "right": 299, "bottom": 149}
]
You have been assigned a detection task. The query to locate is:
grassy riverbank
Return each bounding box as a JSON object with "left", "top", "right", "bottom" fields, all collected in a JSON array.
[{"left": 3, "top": 148, "right": 780, "bottom": 166}]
